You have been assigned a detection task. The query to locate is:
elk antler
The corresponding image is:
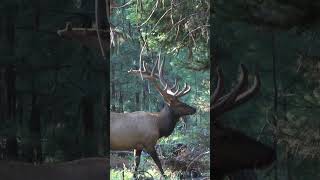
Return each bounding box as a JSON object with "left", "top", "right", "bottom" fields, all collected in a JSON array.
[
  {"left": 128, "top": 58, "right": 191, "bottom": 102},
  {"left": 211, "top": 64, "right": 260, "bottom": 118}
]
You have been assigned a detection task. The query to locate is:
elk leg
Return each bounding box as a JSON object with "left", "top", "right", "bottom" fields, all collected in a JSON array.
[
  {"left": 133, "top": 149, "right": 142, "bottom": 177},
  {"left": 145, "top": 147, "right": 165, "bottom": 176}
]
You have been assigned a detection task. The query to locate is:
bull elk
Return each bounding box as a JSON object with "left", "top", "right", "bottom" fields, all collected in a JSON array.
[
  {"left": 0, "top": 158, "right": 108, "bottom": 180},
  {"left": 110, "top": 58, "right": 196, "bottom": 177},
  {"left": 212, "top": 65, "right": 275, "bottom": 179}
]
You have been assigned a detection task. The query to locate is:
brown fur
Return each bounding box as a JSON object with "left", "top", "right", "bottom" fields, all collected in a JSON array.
[{"left": 110, "top": 111, "right": 160, "bottom": 150}]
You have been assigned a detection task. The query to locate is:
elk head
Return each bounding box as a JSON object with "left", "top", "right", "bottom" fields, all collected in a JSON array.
[{"left": 212, "top": 65, "right": 275, "bottom": 178}]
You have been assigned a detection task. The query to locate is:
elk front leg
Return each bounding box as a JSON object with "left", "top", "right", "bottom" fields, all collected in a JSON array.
[
  {"left": 145, "top": 147, "right": 165, "bottom": 176},
  {"left": 133, "top": 148, "right": 142, "bottom": 178}
]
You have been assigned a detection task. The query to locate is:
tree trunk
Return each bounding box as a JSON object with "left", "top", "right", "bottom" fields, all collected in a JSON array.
[
  {"left": 80, "top": 95, "right": 97, "bottom": 156},
  {"left": 29, "top": 94, "right": 42, "bottom": 163},
  {"left": 1, "top": 4, "right": 18, "bottom": 161},
  {"left": 271, "top": 31, "right": 278, "bottom": 180},
  {"left": 33, "top": 0, "right": 40, "bottom": 31},
  {"left": 135, "top": 92, "right": 140, "bottom": 111},
  {"left": 119, "top": 91, "right": 123, "bottom": 112}
]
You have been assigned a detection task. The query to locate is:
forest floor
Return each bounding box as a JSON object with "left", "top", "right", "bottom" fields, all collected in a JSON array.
[{"left": 110, "top": 147, "right": 210, "bottom": 179}]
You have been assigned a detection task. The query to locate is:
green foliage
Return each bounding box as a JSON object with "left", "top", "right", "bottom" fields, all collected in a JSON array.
[
  {"left": 121, "top": 0, "right": 210, "bottom": 70},
  {"left": 110, "top": 0, "right": 210, "bottom": 176}
]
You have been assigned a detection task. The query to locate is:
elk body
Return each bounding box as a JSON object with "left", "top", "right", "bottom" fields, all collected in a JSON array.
[
  {"left": 0, "top": 158, "right": 108, "bottom": 180},
  {"left": 212, "top": 65, "right": 275, "bottom": 179},
  {"left": 110, "top": 58, "right": 196, "bottom": 177}
]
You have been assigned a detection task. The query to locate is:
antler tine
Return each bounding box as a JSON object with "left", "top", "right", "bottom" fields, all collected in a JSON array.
[
  {"left": 128, "top": 60, "right": 156, "bottom": 80},
  {"left": 212, "top": 67, "right": 224, "bottom": 104},
  {"left": 212, "top": 64, "right": 249, "bottom": 117},
  {"left": 151, "top": 58, "right": 158, "bottom": 76},
  {"left": 172, "top": 84, "right": 180, "bottom": 96},
  {"left": 176, "top": 83, "right": 191, "bottom": 97},
  {"left": 142, "top": 61, "right": 147, "bottom": 72},
  {"left": 170, "top": 79, "right": 178, "bottom": 90},
  {"left": 174, "top": 83, "right": 185, "bottom": 96},
  {"left": 163, "top": 84, "right": 168, "bottom": 91},
  {"left": 224, "top": 71, "right": 260, "bottom": 112},
  {"left": 158, "top": 58, "right": 167, "bottom": 88},
  {"left": 215, "top": 64, "right": 249, "bottom": 104}
]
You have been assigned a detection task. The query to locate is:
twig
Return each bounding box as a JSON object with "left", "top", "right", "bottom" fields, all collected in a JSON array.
[
  {"left": 95, "top": 0, "right": 106, "bottom": 59},
  {"left": 139, "top": 38, "right": 148, "bottom": 80},
  {"left": 150, "top": 7, "right": 172, "bottom": 33},
  {"left": 181, "top": 25, "right": 210, "bottom": 42},
  {"left": 136, "top": 170, "right": 154, "bottom": 179},
  {"left": 186, "top": 151, "right": 209, "bottom": 172},
  {"left": 137, "top": 0, "right": 159, "bottom": 28},
  {"left": 112, "top": 0, "right": 134, "bottom": 9}
]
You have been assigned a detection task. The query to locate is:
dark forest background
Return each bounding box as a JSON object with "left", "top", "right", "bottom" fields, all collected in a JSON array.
[
  {"left": 0, "top": 0, "right": 107, "bottom": 163},
  {"left": 216, "top": 0, "right": 320, "bottom": 180}
]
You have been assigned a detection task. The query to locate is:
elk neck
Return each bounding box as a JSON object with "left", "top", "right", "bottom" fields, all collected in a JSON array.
[{"left": 157, "top": 105, "right": 180, "bottom": 138}]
